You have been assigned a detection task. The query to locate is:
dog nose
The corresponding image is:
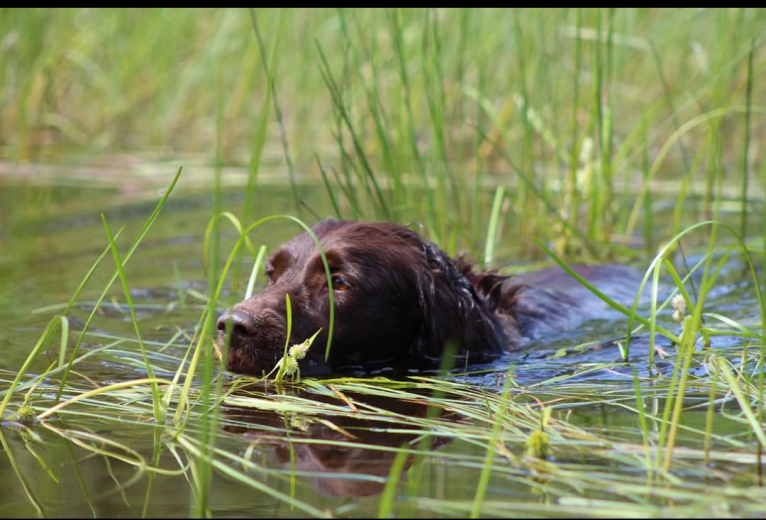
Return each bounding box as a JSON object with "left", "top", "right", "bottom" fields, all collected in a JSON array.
[{"left": 217, "top": 310, "right": 258, "bottom": 349}]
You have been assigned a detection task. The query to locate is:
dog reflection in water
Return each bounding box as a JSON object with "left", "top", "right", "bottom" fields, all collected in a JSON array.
[{"left": 222, "top": 389, "right": 456, "bottom": 497}]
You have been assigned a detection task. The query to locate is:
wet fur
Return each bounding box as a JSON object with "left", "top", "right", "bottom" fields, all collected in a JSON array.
[{"left": 221, "top": 220, "right": 638, "bottom": 376}]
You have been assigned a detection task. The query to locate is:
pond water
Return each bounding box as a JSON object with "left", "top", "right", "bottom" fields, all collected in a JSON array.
[{"left": 0, "top": 175, "right": 763, "bottom": 517}]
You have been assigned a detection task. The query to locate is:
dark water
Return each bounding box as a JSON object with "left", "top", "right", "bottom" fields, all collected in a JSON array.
[{"left": 0, "top": 178, "right": 761, "bottom": 517}]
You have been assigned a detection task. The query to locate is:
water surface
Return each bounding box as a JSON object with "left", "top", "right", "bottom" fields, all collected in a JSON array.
[{"left": 0, "top": 175, "right": 761, "bottom": 518}]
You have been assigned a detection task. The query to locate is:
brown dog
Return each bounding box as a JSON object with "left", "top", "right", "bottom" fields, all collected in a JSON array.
[{"left": 218, "top": 220, "right": 639, "bottom": 376}]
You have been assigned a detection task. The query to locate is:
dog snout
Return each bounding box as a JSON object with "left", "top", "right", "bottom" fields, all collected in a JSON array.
[{"left": 217, "top": 310, "right": 259, "bottom": 349}]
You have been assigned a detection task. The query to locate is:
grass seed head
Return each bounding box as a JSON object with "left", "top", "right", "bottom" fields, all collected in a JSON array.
[{"left": 525, "top": 430, "right": 551, "bottom": 459}]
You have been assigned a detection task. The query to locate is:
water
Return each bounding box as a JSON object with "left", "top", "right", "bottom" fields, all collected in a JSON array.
[{"left": 0, "top": 176, "right": 762, "bottom": 517}]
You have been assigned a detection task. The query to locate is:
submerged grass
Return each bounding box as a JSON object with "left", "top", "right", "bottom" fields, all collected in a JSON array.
[{"left": 8, "top": 342, "right": 766, "bottom": 517}]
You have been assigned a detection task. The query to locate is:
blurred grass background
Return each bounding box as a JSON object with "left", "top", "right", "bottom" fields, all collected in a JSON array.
[{"left": 1, "top": 8, "right": 764, "bottom": 259}]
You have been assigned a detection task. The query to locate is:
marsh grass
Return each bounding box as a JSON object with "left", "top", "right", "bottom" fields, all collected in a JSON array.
[
  {"left": 3, "top": 205, "right": 765, "bottom": 516},
  {"left": 1, "top": 6, "right": 766, "bottom": 519}
]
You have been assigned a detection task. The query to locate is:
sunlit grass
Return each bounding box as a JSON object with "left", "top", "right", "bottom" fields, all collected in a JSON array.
[
  {"left": 0, "top": 6, "right": 765, "bottom": 519},
  {"left": 3, "top": 9, "right": 763, "bottom": 253},
  {"left": 2, "top": 200, "right": 764, "bottom": 516}
]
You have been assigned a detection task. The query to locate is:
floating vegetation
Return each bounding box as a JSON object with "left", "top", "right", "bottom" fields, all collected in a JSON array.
[{"left": 1, "top": 7, "right": 765, "bottom": 519}]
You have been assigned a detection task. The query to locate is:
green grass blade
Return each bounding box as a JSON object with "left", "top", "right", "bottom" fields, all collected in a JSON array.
[{"left": 102, "top": 215, "right": 163, "bottom": 422}]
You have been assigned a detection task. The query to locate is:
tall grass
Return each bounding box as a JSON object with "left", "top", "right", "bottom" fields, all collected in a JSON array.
[
  {"left": 1, "top": 7, "right": 766, "bottom": 519},
  {"left": 3, "top": 9, "right": 763, "bottom": 253}
]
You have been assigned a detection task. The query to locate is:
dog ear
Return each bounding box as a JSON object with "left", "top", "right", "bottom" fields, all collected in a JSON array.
[
  {"left": 412, "top": 242, "right": 507, "bottom": 364},
  {"left": 453, "top": 255, "right": 524, "bottom": 316}
]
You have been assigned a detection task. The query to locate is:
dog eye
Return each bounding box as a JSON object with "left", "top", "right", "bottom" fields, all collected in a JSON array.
[{"left": 332, "top": 276, "right": 351, "bottom": 291}]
